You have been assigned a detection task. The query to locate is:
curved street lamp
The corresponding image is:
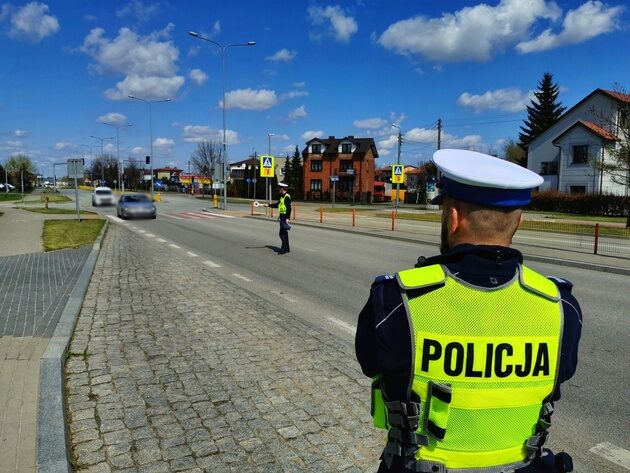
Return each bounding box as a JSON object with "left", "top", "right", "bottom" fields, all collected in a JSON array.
[{"left": 188, "top": 31, "right": 256, "bottom": 210}]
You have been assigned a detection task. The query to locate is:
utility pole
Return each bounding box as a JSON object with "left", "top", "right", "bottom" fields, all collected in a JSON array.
[
  {"left": 437, "top": 118, "right": 442, "bottom": 150},
  {"left": 392, "top": 124, "right": 403, "bottom": 211}
]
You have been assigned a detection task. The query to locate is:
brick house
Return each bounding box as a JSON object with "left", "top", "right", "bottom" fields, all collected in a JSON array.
[{"left": 302, "top": 135, "right": 378, "bottom": 202}]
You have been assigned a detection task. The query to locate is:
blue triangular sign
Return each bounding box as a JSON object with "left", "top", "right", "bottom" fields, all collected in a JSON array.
[{"left": 263, "top": 157, "right": 272, "bottom": 167}]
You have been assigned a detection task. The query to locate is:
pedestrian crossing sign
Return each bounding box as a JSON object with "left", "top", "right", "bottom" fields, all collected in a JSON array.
[
  {"left": 260, "top": 155, "right": 275, "bottom": 178},
  {"left": 392, "top": 164, "right": 404, "bottom": 184}
]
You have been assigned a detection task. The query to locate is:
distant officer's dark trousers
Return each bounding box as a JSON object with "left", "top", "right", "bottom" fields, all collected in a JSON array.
[{"left": 279, "top": 216, "right": 290, "bottom": 252}]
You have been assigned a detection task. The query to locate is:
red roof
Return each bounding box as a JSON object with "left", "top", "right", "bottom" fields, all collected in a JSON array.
[
  {"left": 601, "top": 89, "right": 630, "bottom": 103},
  {"left": 552, "top": 120, "right": 618, "bottom": 144}
]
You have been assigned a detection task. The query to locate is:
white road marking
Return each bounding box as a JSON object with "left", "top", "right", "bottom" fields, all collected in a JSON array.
[
  {"left": 137, "top": 229, "right": 146, "bottom": 234},
  {"left": 271, "top": 291, "right": 298, "bottom": 303},
  {"left": 163, "top": 213, "right": 185, "bottom": 220},
  {"left": 203, "top": 260, "right": 221, "bottom": 268},
  {"left": 186, "top": 251, "right": 198, "bottom": 257},
  {"left": 129, "top": 226, "right": 138, "bottom": 231},
  {"left": 589, "top": 442, "right": 630, "bottom": 470},
  {"left": 145, "top": 233, "right": 155, "bottom": 238},
  {"left": 202, "top": 211, "right": 235, "bottom": 219},
  {"left": 327, "top": 317, "right": 356, "bottom": 335},
  {"left": 168, "top": 243, "right": 180, "bottom": 249},
  {"left": 232, "top": 273, "right": 252, "bottom": 282},
  {"left": 157, "top": 238, "right": 167, "bottom": 243},
  {"left": 183, "top": 211, "right": 216, "bottom": 219}
]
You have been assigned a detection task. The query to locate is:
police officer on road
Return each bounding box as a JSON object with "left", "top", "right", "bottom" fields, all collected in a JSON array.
[
  {"left": 267, "top": 182, "right": 292, "bottom": 254},
  {"left": 355, "top": 149, "right": 582, "bottom": 473}
]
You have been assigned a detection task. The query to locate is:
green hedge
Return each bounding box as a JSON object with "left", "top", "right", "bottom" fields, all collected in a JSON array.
[{"left": 528, "top": 191, "right": 630, "bottom": 216}]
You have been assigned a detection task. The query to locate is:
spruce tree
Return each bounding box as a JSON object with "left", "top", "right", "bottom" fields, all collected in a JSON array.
[
  {"left": 290, "top": 146, "right": 303, "bottom": 199},
  {"left": 518, "top": 72, "right": 566, "bottom": 151}
]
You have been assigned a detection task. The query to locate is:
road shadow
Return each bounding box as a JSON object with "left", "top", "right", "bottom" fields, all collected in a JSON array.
[{"left": 244, "top": 245, "right": 283, "bottom": 254}]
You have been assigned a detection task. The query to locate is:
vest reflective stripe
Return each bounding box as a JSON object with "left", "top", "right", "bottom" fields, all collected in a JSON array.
[
  {"left": 278, "top": 193, "right": 290, "bottom": 214},
  {"left": 374, "top": 264, "right": 563, "bottom": 470}
]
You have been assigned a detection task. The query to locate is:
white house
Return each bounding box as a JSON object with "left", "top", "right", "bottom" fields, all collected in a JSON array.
[{"left": 527, "top": 88, "right": 629, "bottom": 195}]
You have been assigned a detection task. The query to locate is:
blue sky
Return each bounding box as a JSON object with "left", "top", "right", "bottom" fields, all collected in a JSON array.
[{"left": 1, "top": 0, "right": 628, "bottom": 177}]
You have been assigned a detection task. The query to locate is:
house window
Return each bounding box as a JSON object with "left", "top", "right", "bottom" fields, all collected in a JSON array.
[
  {"left": 340, "top": 160, "right": 353, "bottom": 171},
  {"left": 341, "top": 143, "right": 352, "bottom": 153},
  {"left": 310, "top": 160, "right": 322, "bottom": 171},
  {"left": 310, "top": 179, "right": 322, "bottom": 190},
  {"left": 540, "top": 161, "right": 558, "bottom": 175},
  {"left": 311, "top": 144, "right": 322, "bottom": 154},
  {"left": 571, "top": 145, "right": 588, "bottom": 164},
  {"left": 569, "top": 185, "right": 587, "bottom": 194}
]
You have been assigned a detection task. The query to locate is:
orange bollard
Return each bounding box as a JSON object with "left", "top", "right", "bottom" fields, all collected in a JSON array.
[
  {"left": 352, "top": 208, "right": 356, "bottom": 227},
  {"left": 44, "top": 196, "right": 49, "bottom": 209},
  {"left": 270, "top": 207, "right": 274, "bottom": 218},
  {"left": 391, "top": 210, "right": 396, "bottom": 231},
  {"left": 320, "top": 207, "right": 323, "bottom": 223},
  {"left": 293, "top": 204, "right": 297, "bottom": 220},
  {"left": 251, "top": 202, "right": 254, "bottom": 216}
]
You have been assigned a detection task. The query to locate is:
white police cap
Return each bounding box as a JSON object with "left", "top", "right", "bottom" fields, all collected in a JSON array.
[
  {"left": 278, "top": 182, "right": 288, "bottom": 188},
  {"left": 431, "top": 149, "right": 543, "bottom": 207}
]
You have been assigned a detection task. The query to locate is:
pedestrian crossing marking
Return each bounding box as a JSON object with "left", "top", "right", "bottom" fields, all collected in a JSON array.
[{"left": 263, "top": 157, "right": 272, "bottom": 167}]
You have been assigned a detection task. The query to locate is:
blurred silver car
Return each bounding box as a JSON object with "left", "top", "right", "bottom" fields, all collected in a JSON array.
[
  {"left": 117, "top": 194, "right": 156, "bottom": 219},
  {"left": 92, "top": 186, "right": 115, "bottom": 206}
]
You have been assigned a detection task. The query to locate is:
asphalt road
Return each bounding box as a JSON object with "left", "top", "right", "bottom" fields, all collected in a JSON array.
[{"left": 70, "top": 190, "right": 630, "bottom": 472}]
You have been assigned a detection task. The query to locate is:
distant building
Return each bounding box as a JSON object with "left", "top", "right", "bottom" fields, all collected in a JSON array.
[
  {"left": 302, "top": 135, "right": 378, "bottom": 202},
  {"left": 153, "top": 166, "right": 183, "bottom": 182},
  {"left": 527, "top": 88, "right": 629, "bottom": 195},
  {"left": 229, "top": 156, "right": 287, "bottom": 184}
]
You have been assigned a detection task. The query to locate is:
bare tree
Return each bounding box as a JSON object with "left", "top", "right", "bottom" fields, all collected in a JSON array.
[
  {"left": 88, "top": 154, "right": 119, "bottom": 187},
  {"left": 190, "top": 140, "right": 221, "bottom": 192},
  {"left": 124, "top": 160, "right": 143, "bottom": 191},
  {"left": 589, "top": 83, "right": 630, "bottom": 227}
]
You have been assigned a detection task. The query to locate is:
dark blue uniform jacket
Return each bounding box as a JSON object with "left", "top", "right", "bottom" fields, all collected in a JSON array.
[{"left": 355, "top": 244, "right": 583, "bottom": 473}]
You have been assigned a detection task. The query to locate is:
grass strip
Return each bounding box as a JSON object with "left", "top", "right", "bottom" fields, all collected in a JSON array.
[
  {"left": 19, "top": 207, "right": 98, "bottom": 215},
  {"left": 0, "top": 193, "right": 22, "bottom": 202},
  {"left": 43, "top": 219, "right": 105, "bottom": 251}
]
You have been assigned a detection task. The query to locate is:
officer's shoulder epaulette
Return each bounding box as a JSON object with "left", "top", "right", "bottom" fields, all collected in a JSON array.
[
  {"left": 371, "top": 274, "right": 396, "bottom": 287},
  {"left": 547, "top": 276, "right": 574, "bottom": 292}
]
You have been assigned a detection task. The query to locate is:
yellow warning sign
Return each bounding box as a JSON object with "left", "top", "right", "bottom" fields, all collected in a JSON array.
[
  {"left": 392, "top": 164, "right": 404, "bottom": 184},
  {"left": 260, "top": 155, "right": 275, "bottom": 178}
]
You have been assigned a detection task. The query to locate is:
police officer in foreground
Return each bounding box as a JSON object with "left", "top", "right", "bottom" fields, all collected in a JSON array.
[
  {"left": 355, "top": 149, "right": 582, "bottom": 473},
  {"left": 266, "top": 182, "right": 292, "bottom": 254}
]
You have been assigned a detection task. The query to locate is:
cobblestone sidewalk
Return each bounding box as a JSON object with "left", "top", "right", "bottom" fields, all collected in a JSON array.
[{"left": 66, "top": 225, "right": 383, "bottom": 472}]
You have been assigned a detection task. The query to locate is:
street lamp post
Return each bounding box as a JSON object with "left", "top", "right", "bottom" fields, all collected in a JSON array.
[
  {"left": 128, "top": 95, "right": 171, "bottom": 196},
  {"left": 102, "top": 122, "right": 132, "bottom": 192},
  {"left": 188, "top": 31, "right": 256, "bottom": 211},
  {"left": 267, "top": 132, "right": 275, "bottom": 213},
  {"left": 90, "top": 135, "right": 113, "bottom": 185}
]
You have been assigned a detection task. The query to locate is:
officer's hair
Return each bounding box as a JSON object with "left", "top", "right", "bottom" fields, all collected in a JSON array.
[{"left": 451, "top": 200, "right": 522, "bottom": 240}]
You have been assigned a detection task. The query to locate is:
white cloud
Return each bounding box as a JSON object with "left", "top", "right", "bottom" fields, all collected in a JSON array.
[
  {"left": 280, "top": 90, "right": 309, "bottom": 100},
  {"left": 104, "top": 143, "right": 115, "bottom": 153},
  {"left": 5, "top": 2, "right": 59, "bottom": 42},
  {"left": 98, "top": 112, "right": 127, "bottom": 124},
  {"left": 517, "top": 1, "right": 624, "bottom": 53},
  {"left": 116, "top": 0, "right": 159, "bottom": 23},
  {"left": 153, "top": 137, "right": 174, "bottom": 149},
  {"left": 458, "top": 87, "right": 534, "bottom": 113},
  {"left": 7, "top": 140, "right": 23, "bottom": 147},
  {"left": 221, "top": 88, "right": 278, "bottom": 111},
  {"left": 301, "top": 130, "right": 324, "bottom": 141},
  {"left": 189, "top": 68, "right": 208, "bottom": 86},
  {"left": 182, "top": 125, "right": 239, "bottom": 145},
  {"left": 308, "top": 5, "right": 358, "bottom": 43},
  {"left": 54, "top": 141, "right": 71, "bottom": 150},
  {"left": 81, "top": 25, "right": 184, "bottom": 101},
  {"left": 14, "top": 129, "right": 27, "bottom": 137},
  {"left": 377, "top": 134, "right": 398, "bottom": 152},
  {"left": 131, "top": 146, "right": 144, "bottom": 156},
  {"left": 265, "top": 49, "right": 297, "bottom": 62},
  {"left": 378, "top": 0, "right": 561, "bottom": 62},
  {"left": 354, "top": 118, "right": 387, "bottom": 129},
  {"left": 292, "top": 81, "right": 306, "bottom": 88},
  {"left": 288, "top": 105, "right": 307, "bottom": 121}
]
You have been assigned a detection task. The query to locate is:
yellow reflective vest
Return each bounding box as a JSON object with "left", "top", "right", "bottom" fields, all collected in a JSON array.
[
  {"left": 278, "top": 193, "right": 290, "bottom": 215},
  {"left": 372, "top": 264, "right": 563, "bottom": 471}
]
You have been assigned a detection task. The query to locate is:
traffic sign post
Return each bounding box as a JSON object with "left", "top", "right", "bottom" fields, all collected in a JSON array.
[
  {"left": 330, "top": 175, "right": 339, "bottom": 208},
  {"left": 392, "top": 164, "right": 404, "bottom": 210},
  {"left": 260, "top": 155, "right": 274, "bottom": 215},
  {"left": 67, "top": 158, "right": 84, "bottom": 222}
]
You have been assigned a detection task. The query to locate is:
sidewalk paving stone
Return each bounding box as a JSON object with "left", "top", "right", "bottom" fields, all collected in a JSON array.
[{"left": 66, "top": 224, "right": 383, "bottom": 471}]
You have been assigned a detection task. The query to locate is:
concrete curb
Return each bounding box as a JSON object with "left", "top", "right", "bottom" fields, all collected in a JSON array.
[
  {"left": 246, "top": 215, "right": 630, "bottom": 276},
  {"left": 37, "top": 220, "right": 109, "bottom": 473}
]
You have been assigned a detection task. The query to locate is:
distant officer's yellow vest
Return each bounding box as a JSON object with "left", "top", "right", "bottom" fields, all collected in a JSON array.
[
  {"left": 375, "top": 264, "right": 563, "bottom": 470},
  {"left": 278, "top": 193, "right": 290, "bottom": 214}
]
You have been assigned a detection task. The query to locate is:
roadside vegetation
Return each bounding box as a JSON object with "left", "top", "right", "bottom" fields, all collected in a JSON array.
[
  {"left": 0, "top": 193, "right": 22, "bottom": 202},
  {"left": 21, "top": 194, "right": 72, "bottom": 204},
  {"left": 19, "top": 208, "right": 98, "bottom": 216},
  {"left": 42, "top": 219, "right": 105, "bottom": 251}
]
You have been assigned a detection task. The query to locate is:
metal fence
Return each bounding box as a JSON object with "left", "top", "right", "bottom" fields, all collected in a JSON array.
[{"left": 250, "top": 204, "right": 630, "bottom": 258}]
